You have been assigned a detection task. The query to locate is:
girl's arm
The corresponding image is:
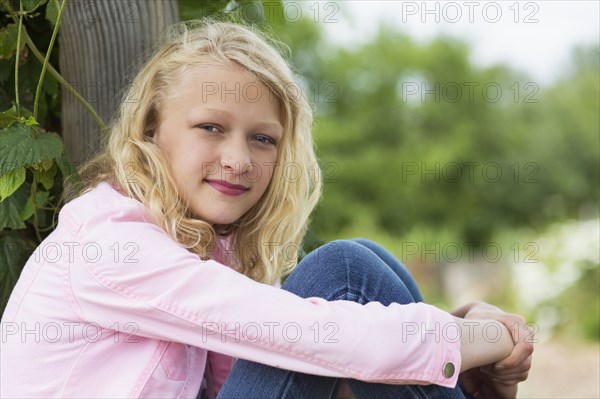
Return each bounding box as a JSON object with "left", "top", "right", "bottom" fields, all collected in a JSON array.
[
  {"left": 462, "top": 303, "right": 534, "bottom": 378},
  {"left": 453, "top": 317, "right": 513, "bottom": 372},
  {"left": 452, "top": 302, "right": 535, "bottom": 398},
  {"left": 63, "top": 194, "right": 462, "bottom": 388},
  {"left": 451, "top": 301, "right": 534, "bottom": 373}
]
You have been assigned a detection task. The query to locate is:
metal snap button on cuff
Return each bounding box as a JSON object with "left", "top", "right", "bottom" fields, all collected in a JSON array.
[{"left": 443, "top": 362, "right": 455, "bottom": 378}]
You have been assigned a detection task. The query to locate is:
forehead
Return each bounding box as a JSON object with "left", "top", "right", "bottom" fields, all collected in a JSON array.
[
  {"left": 162, "top": 61, "right": 285, "bottom": 123},
  {"left": 166, "top": 62, "right": 262, "bottom": 97}
]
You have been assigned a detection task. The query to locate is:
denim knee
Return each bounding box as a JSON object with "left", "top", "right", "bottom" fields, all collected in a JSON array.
[
  {"left": 282, "top": 240, "right": 370, "bottom": 298},
  {"left": 350, "top": 237, "right": 373, "bottom": 247},
  {"left": 300, "top": 239, "right": 375, "bottom": 277},
  {"left": 283, "top": 240, "right": 416, "bottom": 305},
  {"left": 349, "top": 238, "right": 424, "bottom": 302},
  {"left": 350, "top": 238, "right": 393, "bottom": 261}
]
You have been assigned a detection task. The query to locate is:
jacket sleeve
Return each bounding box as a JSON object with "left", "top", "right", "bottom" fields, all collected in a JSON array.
[{"left": 63, "top": 201, "right": 461, "bottom": 388}]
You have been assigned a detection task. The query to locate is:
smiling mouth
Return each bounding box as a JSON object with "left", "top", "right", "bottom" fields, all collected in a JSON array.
[{"left": 204, "top": 179, "right": 250, "bottom": 196}]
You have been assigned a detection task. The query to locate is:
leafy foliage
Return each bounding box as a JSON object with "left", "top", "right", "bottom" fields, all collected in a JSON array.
[{"left": 0, "top": 123, "right": 63, "bottom": 174}]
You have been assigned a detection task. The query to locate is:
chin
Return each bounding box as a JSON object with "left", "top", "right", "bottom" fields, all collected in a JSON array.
[
  {"left": 190, "top": 202, "right": 250, "bottom": 226},
  {"left": 197, "top": 213, "right": 242, "bottom": 226}
]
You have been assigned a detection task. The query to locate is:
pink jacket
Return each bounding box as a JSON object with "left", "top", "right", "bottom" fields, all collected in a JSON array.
[{"left": 0, "top": 182, "right": 461, "bottom": 397}]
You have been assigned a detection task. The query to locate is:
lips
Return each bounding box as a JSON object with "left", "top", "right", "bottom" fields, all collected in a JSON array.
[{"left": 205, "top": 179, "right": 250, "bottom": 196}]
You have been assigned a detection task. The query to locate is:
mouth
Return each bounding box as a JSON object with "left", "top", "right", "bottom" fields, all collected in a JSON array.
[{"left": 204, "top": 179, "right": 250, "bottom": 196}]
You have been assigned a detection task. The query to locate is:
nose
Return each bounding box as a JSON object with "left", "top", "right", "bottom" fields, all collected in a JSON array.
[{"left": 221, "top": 136, "right": 252, "bottom": 175}]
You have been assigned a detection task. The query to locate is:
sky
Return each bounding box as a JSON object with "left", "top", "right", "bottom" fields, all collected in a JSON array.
[{"left": 315, "top": 1, "right": 600, "bottom": 85}]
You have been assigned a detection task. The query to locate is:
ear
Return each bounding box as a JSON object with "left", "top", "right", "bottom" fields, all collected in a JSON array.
[{"left": 144, "top": 131, "right": 155, "bottom": 143}]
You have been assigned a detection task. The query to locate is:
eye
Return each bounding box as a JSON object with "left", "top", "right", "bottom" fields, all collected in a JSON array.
[
  {"left": 253, "top": 134, "right": 277, "bottom": 146},
  {"left": 196, "top": 124, "right": 221, "bottom": 133}
]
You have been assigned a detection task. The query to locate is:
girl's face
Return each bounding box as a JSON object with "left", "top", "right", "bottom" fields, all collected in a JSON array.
[{"left": 153, "top": 62, "right": 283, "bottom": 225}]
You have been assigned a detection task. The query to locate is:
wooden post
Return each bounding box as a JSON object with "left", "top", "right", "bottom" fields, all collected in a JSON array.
[{"left": 58, "top": 0, "right": 179, "bottom": 166}]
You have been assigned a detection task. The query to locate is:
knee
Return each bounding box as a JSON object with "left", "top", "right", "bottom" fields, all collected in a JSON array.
[
  {"left": 350, "top": 237, "right": 370, "bottom": 244},
  {"left": 286, "top": 240, "right": 416, "bottom": 304},
  {"left": 350, "top": 237, "right": 377, "bottom": 249},
  {"left": 308, "top": 240, "right": 400, "bottom": 285},
  {"left": 310, "top": 239, "right": 371, "bottom": 268},
  {"left": 282, "top": 240, "right": 366, "bottom": 298},
  {"left": 293, "top": 239, "right": 374, "bottom": 279}
]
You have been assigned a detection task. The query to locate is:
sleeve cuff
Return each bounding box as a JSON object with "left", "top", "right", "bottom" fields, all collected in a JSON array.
[{"left": 431, "top": 310, "right": 462, "bottom": 388}]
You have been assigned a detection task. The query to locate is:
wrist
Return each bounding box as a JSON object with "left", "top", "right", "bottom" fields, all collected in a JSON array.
[
  {"left": 463, "top": 302, "right": 504, "bottom": 320},
  {"left": 456, "top": 317, "right": 514, "bottom": 372}
]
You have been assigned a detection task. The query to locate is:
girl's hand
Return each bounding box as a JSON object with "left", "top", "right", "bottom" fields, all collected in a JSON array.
[
  {"left": 460, "top": 301, "right": 534, "bottom": 397},
  {"left": 463, "top": 302, "right": 534, "bottom": 380},
  {"left": 479, "top": 353, "right": 533, "bottom": 386}
]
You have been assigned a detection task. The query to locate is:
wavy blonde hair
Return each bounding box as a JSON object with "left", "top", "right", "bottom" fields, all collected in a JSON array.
[{"left": 64, "top": 20, "right": 321, "bottom": 285}]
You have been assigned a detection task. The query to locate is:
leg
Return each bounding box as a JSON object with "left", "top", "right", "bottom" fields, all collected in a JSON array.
[
  {"left": 217, "top": 240, "right": 465, "bottom": 399},
  {"left": 348, "top": 239, "right": 475, "bottom": 399},
  {"left": 351, "top": 238, "right": 424, "bottom": 302}
]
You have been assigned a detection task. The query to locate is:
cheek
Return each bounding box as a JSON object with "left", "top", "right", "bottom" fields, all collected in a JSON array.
[
  {"left": 170, "top": 144, "right": 213, "bottom": 176},
  {"left": 163, "top": 149, "right": 202, "bottom": 191},
  {"left": 260, "top": 155, "right": 278, "bottom": 186},
  {"left": 248, "top": 150, "right": 274, "bottom": 180}
]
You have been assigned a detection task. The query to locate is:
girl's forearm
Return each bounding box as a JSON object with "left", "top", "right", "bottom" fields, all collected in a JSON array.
[{"left": 453, "top": 317, "right": 514, "bottom": 372}]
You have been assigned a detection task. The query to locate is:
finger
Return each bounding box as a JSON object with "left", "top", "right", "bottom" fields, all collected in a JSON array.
[
  {"left": 481, "top": 365, "right": 522, "bottom": 376},
  {"left": 491, "top": 364, "right": 531, "bottom": 376},
  {"left": 485, "top": 356, "right": 532, "bottom": 375},
  {"left": 490, "top": 370, "right": 529, "bottom": 382},
  {"left": 480, "top": 367, "right": 529, "bottom": 382},
  {"left": 492, "top": 375, "right": 528, "bottom": 386},
  {"left": 496, "top": 350, "right": 533, "bottom": 371},
  {"left": 495, "top": 337, "right": 534, "bottom": 369}
]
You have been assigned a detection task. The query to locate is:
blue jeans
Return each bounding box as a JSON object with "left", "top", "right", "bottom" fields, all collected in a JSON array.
[{"left": 217, "top": 239, "right": 468, "bottom": 399}]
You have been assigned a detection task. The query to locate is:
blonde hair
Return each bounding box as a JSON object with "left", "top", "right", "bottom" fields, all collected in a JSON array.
[{"left": 65, "top": 20, "right": 321, "bottom": 284}]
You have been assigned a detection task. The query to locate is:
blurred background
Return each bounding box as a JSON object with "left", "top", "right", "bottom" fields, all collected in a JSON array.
[
  {"left": 229, "top": 1, "right": 599, "bottom": 397},
  {"left": 1, "top": 0, "right": 598, "bottom": 397}
]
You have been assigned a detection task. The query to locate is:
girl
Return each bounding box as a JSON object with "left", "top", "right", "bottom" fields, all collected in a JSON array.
[{"left": 0, "top": 20, "right": 532, "bottom": 398}]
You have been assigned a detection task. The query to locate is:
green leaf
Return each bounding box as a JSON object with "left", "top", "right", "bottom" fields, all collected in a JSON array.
[
  {"left": 0, "top": 105, "right": 22, "bottom": 128},
  {"left": 0, "top": 23, "right": 24, "bottom": 60},
  {"left": 0, "top": 232, "right": 36, "bottom": 315},
  {"left": 45, "top": 0, "right": 60, "bottom": 27},
  {"left": 19, "top": 193, "right": 34, "bottom": 221},
  {"left": 33, "top": 163, "right": 56, "bottom": 190},
  {"left": 31, "top": 159, "right": 53, "bottom": 171},
  {"left": 0, "top": 167, "right": 26, "bottom": 201},
  {"left": 34, "top": 188, "right": 49, "bottom": 207},
  {"left": 0, "top": 105, "right": 34, "bottom": 129},
  {"left": 24, "top": 115, "right": 38, "bottom": 126},
  {"left": 22, "top": 0, "right": 47, "bottom": 12},
  {"left": 0, "top": 124, "right": 64, "bottom": 174},
  {"left": 20, "top": 189, "right": 49, "bottom": 221},
  {"left": 55, "top": 155, "right": 80, "bottom": 185},
  {"left": 0, "top": 183, "right": 29, "bottom": 229}
]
